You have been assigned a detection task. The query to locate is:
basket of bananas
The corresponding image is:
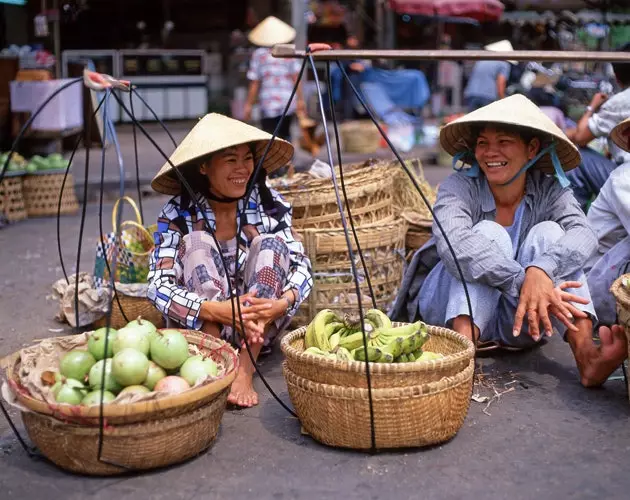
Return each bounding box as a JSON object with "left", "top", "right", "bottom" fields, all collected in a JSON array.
[{"left": 280, "top": 309, "right": 475, "bottom": 449}]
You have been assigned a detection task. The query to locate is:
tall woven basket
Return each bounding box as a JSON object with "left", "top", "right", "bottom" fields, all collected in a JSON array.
[
  {"left": 22, "top": 170, "right": 79, "bottom": 217},
  {"left": 339, "top": 120, "right": 382, "bottom": 153},
  {"left": 293, "top": 218, "right": 407, "bottom": 326},
  {"left": 611, "top": 274, "right": 630, "bottom": 400},
  {"left": 0, "top": 172, "right": 27, "bottom": 223}
]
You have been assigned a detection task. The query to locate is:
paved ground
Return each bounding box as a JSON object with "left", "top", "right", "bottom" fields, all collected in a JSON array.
[{"left": 1, "top": 127, "right": 630, "bottom": 499}]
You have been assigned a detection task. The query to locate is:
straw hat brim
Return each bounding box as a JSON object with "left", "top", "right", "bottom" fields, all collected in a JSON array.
[
  {"left": 248, "top": 16, "right": 296, "bottom": 47},
  {"left": 151, "top": 114, "right": 294, "bottom": 195},
  {"left": 611, "top": 117, "right": 630, "bottom": 153},
  {"left": 439, "top": 94, "right": 581, "bottom": 173}
]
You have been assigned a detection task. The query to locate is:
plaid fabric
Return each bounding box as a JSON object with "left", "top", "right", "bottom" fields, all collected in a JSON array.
[
  {"left": 93, "top": 231, "right": 151, "bottom": 287},
  {"left": 147, "top": 186, "right": 312, "bottom": 329}
]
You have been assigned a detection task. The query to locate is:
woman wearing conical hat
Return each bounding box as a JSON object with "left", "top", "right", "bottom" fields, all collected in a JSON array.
[
  {"left": 391, "top": 94, "right": 627, "bottom": 387},
  {"left": 243, "top": 16, "right": 305, "bottom": 149},
  {"left": 147, "top": 114, "right": 312, "bottom": 407},
  {"left": 585, "top": 117, "right": 630, "bottom": 329}
]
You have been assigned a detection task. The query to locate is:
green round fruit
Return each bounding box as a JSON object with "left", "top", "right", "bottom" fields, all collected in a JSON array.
[
  {"left": 119, "top": 385, "right": 151, "bottom": 396},
  {"left": 88, "top": 359, "right": 123, "bottom": 394},
  {"left": 112, "top": 348, "right": 149, "bottom": 386},
  {"left": 112, "top": 326, "right": 151, "bottom": 356},
  {"left": 55, "top": 379, "right": 87, "bottom": 405},
  {"left": 144, "top": 361, "right": 167, "bottom": 390},
  {"left": 60, "top": 350, "right": 96, "bottom": 382},
  {"left": 81, "top": 390, "right": 116, "bottom": 406},
  {"left": 87, "top": 327, "right": 117, "bottom": 361},
  {"left": 150, "top": 330, "right": 189, "bottom": 370},
  {"left": 179, "top": 355, "right": 218, "bottom": 386}
]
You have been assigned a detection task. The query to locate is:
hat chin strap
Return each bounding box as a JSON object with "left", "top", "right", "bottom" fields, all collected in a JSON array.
[{"left": 452, "top": 141, "right": 570, "bottom": 189}]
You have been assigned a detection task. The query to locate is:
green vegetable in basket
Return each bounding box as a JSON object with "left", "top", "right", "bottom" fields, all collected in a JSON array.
[
  {"left": 30, "top": 155, "right": 48, "bottom": 170},
  {"left": 25, "top": 161, "right": 37, "bottom": 173}
]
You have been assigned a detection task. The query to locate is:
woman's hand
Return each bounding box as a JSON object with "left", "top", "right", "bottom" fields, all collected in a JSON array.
[
  {"left": 202, "top": 292, "right": 272, "bottom": 342},
  {"left": 589, "top": 92, "right": 608, "bottom": 113},
  {"left": 548, "top": 280, "right": 590, "bottom": 331},
  {"left": 513, "top": 266, "right": 560, "bottom": 341}
]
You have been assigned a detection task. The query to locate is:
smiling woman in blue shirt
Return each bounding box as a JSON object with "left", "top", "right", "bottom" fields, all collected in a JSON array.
[
  {"left": 391, "top": 94, "right": 627, "bottom": 387},
  {"left": 147, "top": 113, "right": 312, "bottom": 408}
]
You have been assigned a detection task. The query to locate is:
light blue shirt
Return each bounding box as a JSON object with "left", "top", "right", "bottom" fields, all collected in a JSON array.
[{"left": 464, "top": 60, "right": 511, "bottom": 101}]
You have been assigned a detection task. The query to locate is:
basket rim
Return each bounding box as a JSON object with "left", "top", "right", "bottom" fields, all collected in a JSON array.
[
  {"left": 285, "top": 176, "right": 393, "bottom": 207},
  {"left": 24, "top": 168, "right": 70, "bottom": 177},
  {"left": 611, "top": 274, "right": 630, "bottom": 310},
  {"left": 282, "top": 359, "right": 474, "bottom": 399},
  {"left": 4, "top": 330, "right": 238, "bottom": 422},
  {"left": 280, "top": 323, "right": 475, "bottom": 376}
]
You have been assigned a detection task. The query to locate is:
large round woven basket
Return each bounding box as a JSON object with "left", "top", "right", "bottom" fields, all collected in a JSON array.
[
  {"left": 611, "top": 274, "right": 630, "bottom": 399},
  {"left": 22, "top": 388, "right": 228, "bottom": 476},
  {"left": 339, "top": 120, "right": 382, "bottom": 153},
  {"left": 92, "top": 290, "right": 166, "bottom": 330},
  {"left": 4, "top": 330, "right": 238, "bottom": 425},
  {"left": 281, "top": 324, "right": 474, "bottom": 388},
  {"left": 22, "top": 170, "right": 79, "bottom": 217},
  {"left": 273, "top": 162, "right": 395, "bottom": 229},
  {"left": 0, "top": 173, "right": 27, "bottom": 223},
  {"left": 284, "top": 359, "right": 474, "bottom": 450},
  {"left": 292, "top": 218, "right": 407, "bottom": 326}
]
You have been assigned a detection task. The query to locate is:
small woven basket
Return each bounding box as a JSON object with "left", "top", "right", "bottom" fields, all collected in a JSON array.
[
  {"left": 92, "top": 287, "right": 165, "bottom": 330},
  {"left": 339, "top": 120, "right": 382, "bottom": 153},
  {"left": 611, "top": 274, "right": 630, "bottom": 399},
  {"left": 283, "top": 359, "right": 474, "bottom": 450},
  {"left": 0, "top": 172, "right": 27, "bottom": 223},
  {"left": 4, "top": 330, "right": 238, "bottom": 425},
  {"left": 22, "top": 170, "right": 79, "bottom": 217},
  {"left": 273, "top": 162, "right": 395, "bottom": 230},
  {"left": 292, "top": 218, "right": 407, "bottom": 326},
  {"left": 22, "top": 388, "right": 229, "bottom": 476},
  {"left": 281, "top": 324, "right": 474, "bottom": 388}
]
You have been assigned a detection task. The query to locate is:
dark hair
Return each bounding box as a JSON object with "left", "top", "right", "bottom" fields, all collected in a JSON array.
[
  {"left": 179, "top": 143, "right": 276, "bottom": 212},
  {"left": 612, "top": 43, "right": 630, "bottom": 86}
]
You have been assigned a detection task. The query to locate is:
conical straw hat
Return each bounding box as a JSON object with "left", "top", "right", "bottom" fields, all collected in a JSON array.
[
  {"left": 248, "top": 16, "right": 296, "bottom": 47},
  {"left": 439, "top": 94, "right": 581, "bottom": 173},
  {"left": 611, "top": 117, "right": 630, "bottom": 153},
  {"left": 151, "top": 113, "right": 294, "bottom": 195},
  {"left": 484, "top": 39, "right": 517, "bottom": 65}
]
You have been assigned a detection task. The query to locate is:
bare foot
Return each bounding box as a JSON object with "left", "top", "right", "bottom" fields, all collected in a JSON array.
[
  {"left": 573, "top": 325, "right": 627, "bottom": 387},
  {"left": 227, "top": 370, "right": 259, "bottom": 408}
]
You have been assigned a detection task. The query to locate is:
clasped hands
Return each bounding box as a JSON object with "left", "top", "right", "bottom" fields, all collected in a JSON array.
[{"left": 513, "top": 267, "right": 590, "bottom": 341}]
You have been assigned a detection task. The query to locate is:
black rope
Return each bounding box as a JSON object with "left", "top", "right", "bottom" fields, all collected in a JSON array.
[
  {"left": 0, "top": 395, "right": 39, "bottom": 458},
  {"left": 129, "top": 90, "right": 144, "bottom": 225},
  {"left": 108, "top": 90, "right": 298, "bottom": 418},
  {"left": 325, "top": 61, "right": 377, "bottom": 309},
  {"left": 57, "top": 95, "right": 107, "bottom": 284},
  {"left": 0, "top": 78, "right": 82, "bottom": 186},
  {"left": 335, "top": 61, "right": 476, "bottom": 338},
  {"left": 307, "top": 52, "right": 377, "bottom": 452}
]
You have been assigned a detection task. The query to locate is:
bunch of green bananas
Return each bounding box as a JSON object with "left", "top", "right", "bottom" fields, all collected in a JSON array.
[{"left": 303, "top": 309, "right": 442, "bottom": 363}]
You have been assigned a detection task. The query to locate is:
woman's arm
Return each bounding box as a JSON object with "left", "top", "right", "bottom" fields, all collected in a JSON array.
[
  {"left": 434, "top": 175, "right": 525, "bottom": 297},
  {"left": 528, "top": 183, "right": 598, "bottom": 283},
  {"left": 147, "top": 202, "right": 207, "bottom": 329}
]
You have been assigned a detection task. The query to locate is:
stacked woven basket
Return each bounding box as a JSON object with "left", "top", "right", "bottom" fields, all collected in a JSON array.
[
  {"left": 1, "top": 330, "right": 237, "bottom": 475},
  {"left": 272, "top": 161, "right": 408, "bottom": 325},
  {"left": 281, "top": 323, "right": 475, "bottom": 449},
  {"left": 611, "top": 274, "right": 630, "bottom": 400}
]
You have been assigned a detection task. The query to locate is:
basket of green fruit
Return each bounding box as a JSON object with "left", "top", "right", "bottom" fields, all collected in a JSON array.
[
  {"left": 0, "top": 152, "right": 28, "bottom": 223},
  {"left": 22, "top": 153, "right": 78, "bottom": 217},
  {"left": 1, "top": 318, "right": 239, "bottom": 474}
]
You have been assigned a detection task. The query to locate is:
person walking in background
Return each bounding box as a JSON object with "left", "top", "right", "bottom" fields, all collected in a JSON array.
[{"left": 464, "top": 40, "right": 516, "bottom": 111}]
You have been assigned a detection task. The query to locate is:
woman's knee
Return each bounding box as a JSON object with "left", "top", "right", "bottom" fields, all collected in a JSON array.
[
  {"left": 473, "top": 220, "right": 513, "bottom": 258},
  {"left": 526, "top": 221, "right": 565, "bottom": 247},
  {"left": 251, "top": 234, "right": 289, "bottom": 255}
]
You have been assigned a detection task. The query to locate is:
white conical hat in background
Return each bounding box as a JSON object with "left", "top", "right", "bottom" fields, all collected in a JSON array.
[
  {"left": 151, "top": 113, "right": 294, "bottom": 195},
  {"left": 439, "top": 94, "right": 581, "bottom": 173},
  {"left": 248, "top": 16, "right": 296, "bottom": 47},
  {"left": 484, "top": 39, "right": 517, "bottom": 65},
  {"left": 611, "top": 117, "right": 630, "bottom": 153}
]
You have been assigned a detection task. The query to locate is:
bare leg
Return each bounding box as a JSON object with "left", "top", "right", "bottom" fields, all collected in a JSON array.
[
  {"left": 452, "top": 315, "right": 480, "bottom": 343},
  {"left": 201, "top": 321, "right": 221, "bottom": 339},
  {"left": 567, "top": 320, "right": 627, "bottom": 387},
  {"left": 228, "top": 342, "right": 263, "bottom": 408}
]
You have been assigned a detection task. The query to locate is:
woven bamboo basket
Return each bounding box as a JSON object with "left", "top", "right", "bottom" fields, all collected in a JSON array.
[
  {"left": 22, "top": 170, "right": 79, "bottom": 217},
  {"left": 21, "top": 388, "right": 228, "bottom": 476},
  {"left": 92, "top": 289, "right": 166, "bottom": 330},
  {"left": 273, "top": 162, "right": 395, "bottom": 229},
  {"left": 293, "top": 218, "right": 407, "bottom": 326},
  {"left": 339, "top": 120, "right": 382, "bottom": 153},
  {"left": 284, "top": 359, "right": 474, "bottom": 450},
  {"left": 0, "top": 172, "right": 27, "bottom": 222},
  {"left": 3, "top": 330, "right": 238, "bottom": 425},
  {"left": 281, "top": 324, "right": 474, "bottom": 388},
  {"left": 611, "top": 274, "right": 630, "bottom": 399},
  {"left": 401, "top": 211, "right": 433, "bottom": 253}
]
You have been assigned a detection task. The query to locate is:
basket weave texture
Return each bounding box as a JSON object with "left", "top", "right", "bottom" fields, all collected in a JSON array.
[
  {"left": 293, "top": 218, "right": 407, "bottom": 325},
  {"left": 22, "top": 171, "right": 79, "bottom": 217},
  {"left": 284, "top": 359, "right": 474, "bottom": 450},
  {"left": 611, "top": 274, "right": 630, "bottom": 399},
  {"left": 5, "top": 330, "right": 238, "bottom": 425},
  {"left": 0, "top": 175, "right": 27, "bottom": 222},
  {"left": 339, "top": 120, "right": 382, "bottom": 153},
  {"left": 92, "top": 289, "right": 166, "bottom": 330},
  {"left": 281, "top": 324, "right": 474, "bottom": 388},
  {"left": 22, "top": 388, "right": 228, "bottom": 476}
]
